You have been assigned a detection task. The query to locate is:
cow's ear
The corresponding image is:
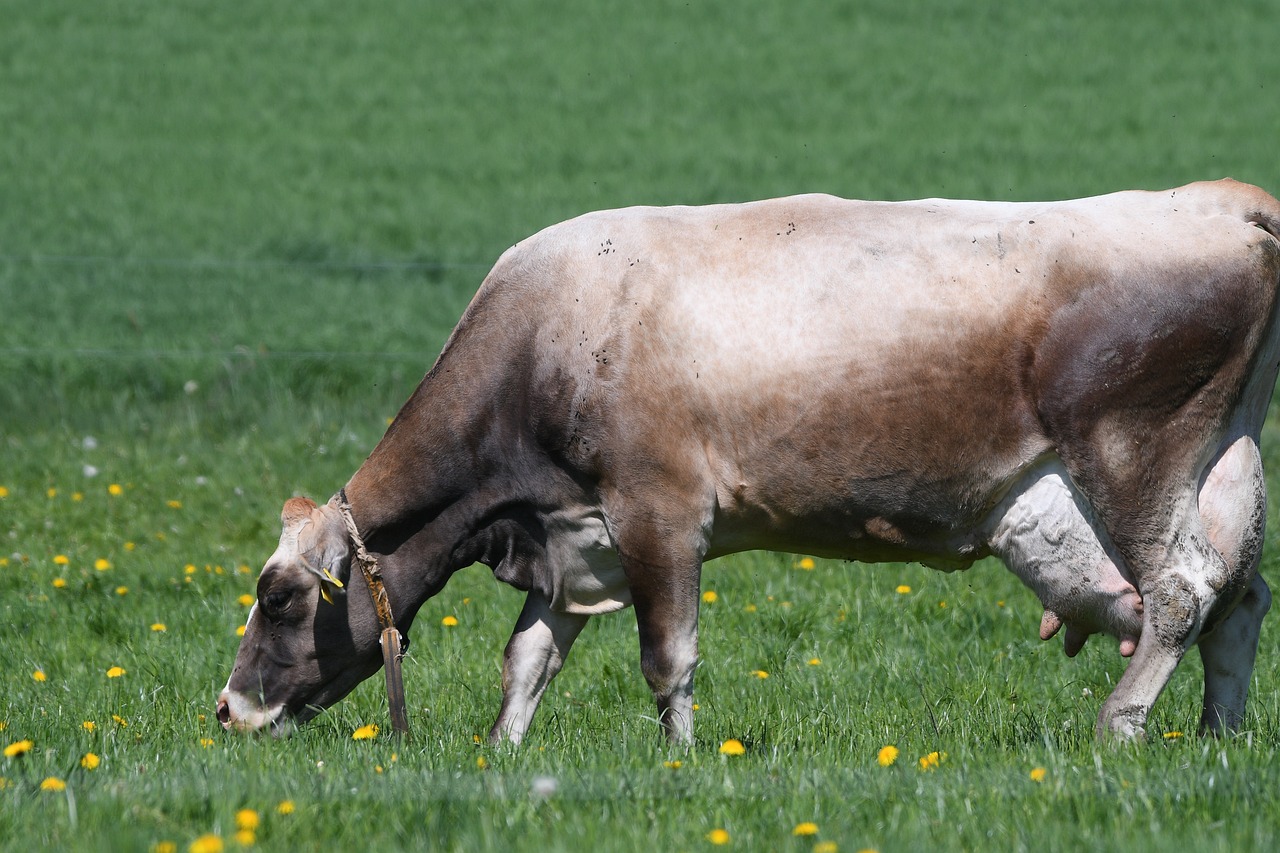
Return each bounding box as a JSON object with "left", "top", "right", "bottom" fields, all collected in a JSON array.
[{"left": 294, "top": 500, "right": 352, "bottom": 604}]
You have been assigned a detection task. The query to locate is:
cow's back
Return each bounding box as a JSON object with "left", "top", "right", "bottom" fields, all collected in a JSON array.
[{"left": 445, "top": 180, "right": 1280, "bottom": 564}]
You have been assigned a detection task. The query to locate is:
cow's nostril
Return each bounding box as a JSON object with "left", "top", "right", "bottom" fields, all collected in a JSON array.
[{"left": 216, "top": 697, "right": 232, "bottom": 727}]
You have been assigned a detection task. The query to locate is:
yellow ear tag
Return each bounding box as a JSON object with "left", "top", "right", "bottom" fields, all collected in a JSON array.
[
  {"left": 320, "top": 585, "right": 335, "bottom": 605},
  {"left": 322, "top": 568, "right": 344, "bottom": 589}
]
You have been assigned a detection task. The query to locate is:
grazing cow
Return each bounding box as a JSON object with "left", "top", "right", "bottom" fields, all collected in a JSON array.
[{"left": 218, "top": 179, "right": 1280, "bottom": 744}]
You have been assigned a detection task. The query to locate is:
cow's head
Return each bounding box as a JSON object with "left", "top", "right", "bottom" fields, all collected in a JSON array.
[{"left": 216, "top": 496, "right": 384, "bottom": 734}]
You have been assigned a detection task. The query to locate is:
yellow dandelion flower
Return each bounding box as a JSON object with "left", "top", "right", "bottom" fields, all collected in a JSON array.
[
  {"left": 40, "top": 776, "right": 66, "bottom": 791},
  {"left": 1030, "top": 766, "right": 1047, "bottom": 783},
  {"left": 106, "top": 666, "right": 126, "bottom": 678},
  {"left": 476, "top": 756, "right": 488, "bottom": 770},
  {"left": 151, "top": 623, "right": 167, "bottom": 632},
  {"left": 95, "top": 558, "right": 111, "bottom": 571},
  {"left": 4, "top": 739, "right": 34, "bottom": 757},
  {"left": 664, "top": 760, "right": 683, "bottom": 769},
  {"left": 706, "top": 828, "right": 730, "bottom": 845},
  {"left": 53, "top": 554, "right": 69, "bottom": 566},
  {"left": 795, "top": 557, "right": 816, "bottom": 570},
  {"left": 72, "top": 492, "right": 83, "bottom": 502},
  {"left": 0, "top": 486, "right": 7, "bottom": 498},
  {"left": 184, "top": 564, "right": 197, "bottom": 575},
  {"left": 188, "top": 834, "right": 224, "bottom": 853},
  {"left": 997, "top": 600, "right": 1006, "bottom": 608},
  {"left": 151, "top": 842, "right": 177, "bottom": 853},
  {"left": 702, "top": 590, "right": 718, "bottom": 604},
  {"left": 718, "top": 738, "right": 746, "bottom": 756},
  {"left": 441, "top": 615, "right": 459, "bottom": 627},
  {"left": 108, "top": 484, "right": 123, "bottom": 496},
  {"left": 116, "top": 586, "right": 128, "bottom": 596},
  {"left": 793, "top": 822, "right": 819, "bottom": 836},
  {"left": 237, "top": 594, "right": 254, "bottom": 607},
  {"left": 47, "top": 488, "right": 57, "bottom": 499},
  {"left": 938, "top": 601, "right": 947, "bottom": 609},
  {"left": 112, "top": 715, "right": 128, "bottom": 727},
  {"left": 918, "top": 751, "right": 945, "bottom": 771},
  {"left": 895, "top": 585, "right": 911, "bottom": 594},
  {"left": 744, "top": 603, "right": 758, "bottom": 612},
  {"left": 1163, "top": 731, "right": 1184, "bottom": 740},
  {"left": 125, "top": 542, "right": 136, "bottom": 551},
  {"left": 352, "top": 724, "right": 379, "bottom": 740},
  {"left": 80, "top": 752, "right": 101, "bottom": 770},
  {"left": 32, "top": 670, "right": 47, "bottom": 682},
  {"left": 815, "top": 844, "right": 840, "bottom": 853},
  {"left": 167, "top": 500, "right": 182, "bottom": 509},
  {"left": 276, "top": 800, "right": 295, "bottom": 815},
  {"left": 234, "top": 809, "right": 260, "bottom": 831},
  {"left": 877, "top": 745, "right": 899, "bottom": 767},
  {"left": 83, "top": 721, "right": 96, "bottom": 732},
  {"left": 807, "top": 657, "right": 821, "bottom": 666},
  {"left": 751, "top": 669, "right": 769, "bottom": 679},
  {"left": 53, "top": 578, "right": 67, "bottom": 589},
  {"left": 235, "top": 625, "right": 246, "bottom": 637},
  {"left": 234, "top": 830, "right": 255, "bottom": 846}
]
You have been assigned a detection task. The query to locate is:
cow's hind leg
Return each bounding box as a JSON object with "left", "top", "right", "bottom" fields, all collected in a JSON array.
[
  {"left": 1090, "top": 436, "right": 1266, "bottom": 740},
  {"left": 489, "top": 590, "right": 589, "bottom": 745},
  {"left": 1195, "top": 435, "right": 1270, "bottom": 735}
]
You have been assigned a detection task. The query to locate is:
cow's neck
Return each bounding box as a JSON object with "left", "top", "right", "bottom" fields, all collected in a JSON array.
[{"left": 340, "top": 361, "right": 527, "bottom": 618}]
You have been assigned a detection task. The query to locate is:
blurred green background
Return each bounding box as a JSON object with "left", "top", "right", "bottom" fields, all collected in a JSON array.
[{"left": 4, "top": 2, "right": 1280, "bottom": 851}]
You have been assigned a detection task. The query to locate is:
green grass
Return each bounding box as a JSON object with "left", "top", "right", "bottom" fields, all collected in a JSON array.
[{"left": 5, "top": 1, "right": 1280, "bottom": 850}]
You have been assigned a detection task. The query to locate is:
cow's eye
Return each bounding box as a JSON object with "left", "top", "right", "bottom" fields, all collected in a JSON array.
[{"left": 261, "top": 589, "right": 292, "bottom": 618}]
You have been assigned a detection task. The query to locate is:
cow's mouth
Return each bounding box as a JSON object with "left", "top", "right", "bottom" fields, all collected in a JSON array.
[{"left": 216, "top": 690, "right": 293, "bottom": 736}]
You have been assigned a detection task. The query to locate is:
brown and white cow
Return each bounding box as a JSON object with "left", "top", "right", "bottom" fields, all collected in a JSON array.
[{"left": 218, "top": 179, "right": 1280, "bottom": 743}]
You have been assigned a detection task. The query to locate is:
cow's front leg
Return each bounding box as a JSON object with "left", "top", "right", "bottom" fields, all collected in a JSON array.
[
  {"left": 489, "top": 590, "right": 589, "bottom": 745},
  {"left": 615, "top": 544, "right": 701, "bottom": 745}
]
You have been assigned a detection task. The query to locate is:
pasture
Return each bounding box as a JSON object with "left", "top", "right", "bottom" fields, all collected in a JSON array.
[{"left": 4, "top": 1, "right": 1280, "bottom": 850}]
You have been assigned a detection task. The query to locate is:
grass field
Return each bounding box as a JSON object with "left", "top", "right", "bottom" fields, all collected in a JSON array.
[{"left": 5, "top": 1, "right": 1280, "bottom": 850}]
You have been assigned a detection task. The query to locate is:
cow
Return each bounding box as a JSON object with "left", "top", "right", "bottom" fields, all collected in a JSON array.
[{"left": 217, "top": 179, "right": 1280, "bottom": 745}]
